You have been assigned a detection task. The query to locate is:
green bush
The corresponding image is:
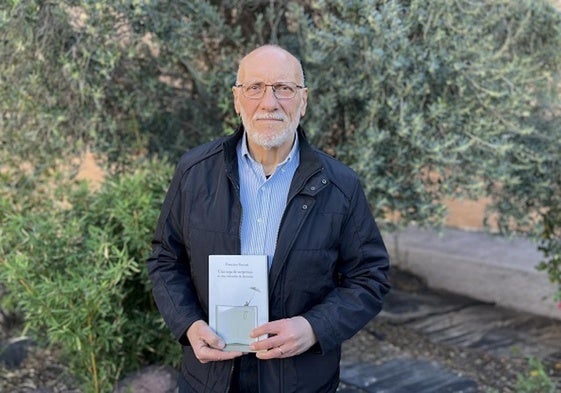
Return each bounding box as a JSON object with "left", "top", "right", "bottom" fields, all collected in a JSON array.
[
  {"left": 293, "top": 0, "right": 561, "bottom": 298},
  {"left": 0, "top": 158, "right": 177, "bottom": 393}
]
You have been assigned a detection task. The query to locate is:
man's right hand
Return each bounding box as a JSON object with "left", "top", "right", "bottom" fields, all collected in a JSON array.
[{"left": 186, "top": 320, "right": 243, "bottom": 363}]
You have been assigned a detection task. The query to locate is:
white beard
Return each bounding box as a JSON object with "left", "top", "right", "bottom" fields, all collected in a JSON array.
[
  {"left": 247, "top": 125, "right": 294, "bottom": 150},
  {"left": 241, "top": 111, "right": 300, "bottom": 150}
]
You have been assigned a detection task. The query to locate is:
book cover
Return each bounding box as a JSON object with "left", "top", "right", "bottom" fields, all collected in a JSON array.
[{"left": 208, "top": 255, "right": 269, "bottom": 352}]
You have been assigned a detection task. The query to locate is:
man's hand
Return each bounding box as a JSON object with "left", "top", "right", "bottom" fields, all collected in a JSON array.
[
  {"left": 249, "top": 316, "right": 317, "bottom": 359},
  {"left": 186, "top": 320, "right": 243, "bottom": 363}
]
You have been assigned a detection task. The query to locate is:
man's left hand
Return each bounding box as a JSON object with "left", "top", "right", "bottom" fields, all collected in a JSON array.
[{"left": 249, "top": 316, "right": 317, "bottom": 359}]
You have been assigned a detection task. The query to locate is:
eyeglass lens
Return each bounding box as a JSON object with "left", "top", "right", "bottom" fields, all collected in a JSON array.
[{"left": 241, "top": 82, "right": 299, "bottom": 99}]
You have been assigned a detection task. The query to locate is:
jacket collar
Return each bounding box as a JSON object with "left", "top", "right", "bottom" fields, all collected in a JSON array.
[{"left": 223, "top": 125, "right": 323, "bottom": 189}]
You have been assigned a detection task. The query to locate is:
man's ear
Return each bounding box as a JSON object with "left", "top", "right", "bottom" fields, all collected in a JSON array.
[
  {"left": 232, "top": 87, "right": 241, "bottom": 115},
  {"left": 300, "top": 88, "right": 308, "bottom": 117}
]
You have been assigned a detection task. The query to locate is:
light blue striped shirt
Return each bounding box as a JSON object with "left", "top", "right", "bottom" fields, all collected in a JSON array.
[{"left": 237, "top": 133, "right": 300, "bottom": 268}]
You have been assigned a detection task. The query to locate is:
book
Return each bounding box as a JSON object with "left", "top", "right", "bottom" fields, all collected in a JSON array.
[{"left": 208, "top": 254, "right": 269, "bottom": 352}]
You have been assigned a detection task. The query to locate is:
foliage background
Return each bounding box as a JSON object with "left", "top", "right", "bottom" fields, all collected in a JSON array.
[{"left": 1, "top": 0, "right": 561, "bottom": 392}]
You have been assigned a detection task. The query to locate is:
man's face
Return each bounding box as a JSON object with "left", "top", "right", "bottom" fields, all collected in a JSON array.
[{"left": 233, "top": 48, "right": 308, "bottom": 150}]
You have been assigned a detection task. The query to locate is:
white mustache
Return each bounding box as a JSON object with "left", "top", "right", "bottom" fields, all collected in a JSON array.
[{"left": 254, "top": 114, "right": 286, "bottom": 121}]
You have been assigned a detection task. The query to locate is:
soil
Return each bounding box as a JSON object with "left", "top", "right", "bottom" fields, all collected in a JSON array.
[{"left": 0, "top": 346, "right": 81, "bottom": 393}]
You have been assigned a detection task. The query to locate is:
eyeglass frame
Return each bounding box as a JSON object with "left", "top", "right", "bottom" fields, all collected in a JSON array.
[{"left": 233, "top": 81, "right": 306, "bottom": 100}]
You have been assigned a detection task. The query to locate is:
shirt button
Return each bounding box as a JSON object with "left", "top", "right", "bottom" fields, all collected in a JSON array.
[
  {"left": 310, "top": 186, "right": 316, "bottom": 191},
  {"left": 321, "top": 179, "right": 327, "bottom": 184},
  {"left": 302, "top": 204, "right": 308, "bottom": 210}
]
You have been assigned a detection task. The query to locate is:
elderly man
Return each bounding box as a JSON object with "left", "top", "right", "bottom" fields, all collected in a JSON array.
[{"left": 147, "top": 44, "right": 390, "bottom": 393}]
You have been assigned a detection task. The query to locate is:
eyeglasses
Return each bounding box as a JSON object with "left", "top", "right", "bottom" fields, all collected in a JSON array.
[{"left": 234, "top": 81, "right": 305, "bottom": 100}]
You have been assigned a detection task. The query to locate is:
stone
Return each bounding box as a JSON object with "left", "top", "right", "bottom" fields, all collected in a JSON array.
[
  {"left": 114, "top": 364, "right": 178, "bottom": 393},
  {"left": 0, "top": 336, "right": 34, "bottom": 368}
]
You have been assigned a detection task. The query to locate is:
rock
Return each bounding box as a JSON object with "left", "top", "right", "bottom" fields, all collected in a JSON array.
[
  {"left": 114, "top": 364, "right": 178, "bottom": 393},
  {"left": 0, "top": 308, "right": 24, "bottom": 338},
  {"left": 0, "top": 336, "right": 34, "bottom": 368}
]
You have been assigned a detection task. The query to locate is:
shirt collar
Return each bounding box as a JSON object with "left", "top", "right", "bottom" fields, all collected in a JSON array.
[{"left": 239, "top": 131, "right": 300, "bottom": 167}]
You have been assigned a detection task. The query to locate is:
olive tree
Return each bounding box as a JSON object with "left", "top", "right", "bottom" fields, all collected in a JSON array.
[
  {"left": 0, "top": 0, "right": 297, "bottom": 170},
  {"left": 291, "top": 0, "right": 561, "bottom": 299}
]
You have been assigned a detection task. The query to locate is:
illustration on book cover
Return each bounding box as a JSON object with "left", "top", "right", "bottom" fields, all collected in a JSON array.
[{"left": 208, "top": 255, "right": 269, "bottom": 352}]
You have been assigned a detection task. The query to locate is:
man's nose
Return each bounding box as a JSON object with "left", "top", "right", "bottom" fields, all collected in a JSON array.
[{"left": 260, "top": 86, "right": 279, "bottom": 108}]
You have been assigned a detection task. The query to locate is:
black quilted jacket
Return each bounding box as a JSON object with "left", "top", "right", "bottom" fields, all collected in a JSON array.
[{"left": 147, "top": 125, "right": 391, "bottom": 393}]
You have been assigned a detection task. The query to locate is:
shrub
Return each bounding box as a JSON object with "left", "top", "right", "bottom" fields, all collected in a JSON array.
[
  {"left": 0, "top": 158, "right": 177, "bottom": 393},
  {"left": 293, "top": 0, "right": 561, "bottom": 298}
]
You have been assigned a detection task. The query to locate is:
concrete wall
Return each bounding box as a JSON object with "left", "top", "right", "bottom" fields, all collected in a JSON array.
[{"left": 384, "top": 227, "right": 561, "bottom": 321}]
